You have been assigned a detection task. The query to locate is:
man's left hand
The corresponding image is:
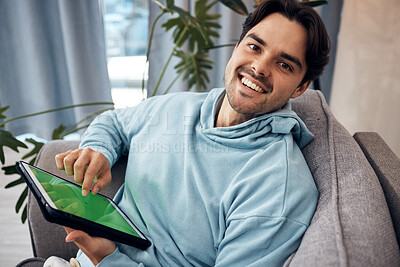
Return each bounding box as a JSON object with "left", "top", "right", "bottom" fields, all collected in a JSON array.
[{"left": 64, "top": 227, "right": 116, "bottom": 265}]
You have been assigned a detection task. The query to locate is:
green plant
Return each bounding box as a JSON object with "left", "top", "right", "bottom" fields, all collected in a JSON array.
[
  {"left": 146, "top": 0, "right": 248, "bottom": 96},
  {"left": 0, "top": 102, "right": 113, "bottom": 223}
]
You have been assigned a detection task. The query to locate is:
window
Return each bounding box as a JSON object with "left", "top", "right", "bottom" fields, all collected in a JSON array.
[{"left": 101, "top": 0, "right": 148, "bottom": 108}]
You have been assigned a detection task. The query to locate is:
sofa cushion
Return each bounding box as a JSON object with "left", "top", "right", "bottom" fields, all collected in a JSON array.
[{"left": 286, "top": 90, "right": 400, "bottom": 266}]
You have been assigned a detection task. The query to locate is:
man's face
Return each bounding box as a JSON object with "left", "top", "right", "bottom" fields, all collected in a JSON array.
[{"left": 224, "top": 12, "right": 310, "bottom": 117}]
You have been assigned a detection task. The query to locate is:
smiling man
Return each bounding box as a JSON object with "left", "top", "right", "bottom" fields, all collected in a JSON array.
[
  {"left": 47, "top": 0, "right": 330, "bottom": 266},
  {"left": 221, "top": 14, "right": 309, "bottom": 123},
  {"left": 219, "top": 6, "right": 328, "bottom": 127}
]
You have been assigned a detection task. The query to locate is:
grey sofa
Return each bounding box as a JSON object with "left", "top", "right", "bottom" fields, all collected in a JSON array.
[{"left": 17, "top": 90, "right": 400, "bottom": 267}]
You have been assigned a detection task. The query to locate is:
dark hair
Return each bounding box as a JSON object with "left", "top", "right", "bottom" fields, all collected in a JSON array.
[{"left": 239, "top": 0, "right": 330, "bottom": 84}]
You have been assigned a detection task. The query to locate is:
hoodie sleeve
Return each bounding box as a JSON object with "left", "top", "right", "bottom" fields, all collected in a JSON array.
[
  {"left": 79, "top": 108, "right": 136, "bottom": 167},
  {"left": 79, "top": 95, "right": 167, "bottom": 167}
]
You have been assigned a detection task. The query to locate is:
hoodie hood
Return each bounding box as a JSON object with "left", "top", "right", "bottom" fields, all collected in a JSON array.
[{"left": 200, "top": 88, "right": 313, "bottom": 149}]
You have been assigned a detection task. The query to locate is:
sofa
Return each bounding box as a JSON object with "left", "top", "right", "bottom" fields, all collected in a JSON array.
[{"left": 17, "top": 90, "right": 400, "bottom": 266}]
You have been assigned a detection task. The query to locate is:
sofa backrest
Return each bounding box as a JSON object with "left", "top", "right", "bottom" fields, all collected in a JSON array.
[{"left": 288, "top": 90, "right": 400, "bottom": 266}]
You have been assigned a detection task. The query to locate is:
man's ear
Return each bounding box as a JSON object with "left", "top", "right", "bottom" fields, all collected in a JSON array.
[{"left": 291, "top": 80, "right": 312, "bottom": 99}]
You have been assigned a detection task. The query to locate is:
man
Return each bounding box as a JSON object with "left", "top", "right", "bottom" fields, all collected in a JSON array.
[{"left": 51, "top": 0, "right": 330, "bottom": 266}]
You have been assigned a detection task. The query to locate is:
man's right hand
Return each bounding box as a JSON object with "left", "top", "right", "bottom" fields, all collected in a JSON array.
[{"left": 55, "top": 148, "right": 111, "bottom": 196}]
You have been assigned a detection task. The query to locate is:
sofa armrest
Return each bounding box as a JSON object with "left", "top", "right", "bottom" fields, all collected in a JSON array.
[{"left": 353, "top": 132, "right": 400, "bottom": 244}]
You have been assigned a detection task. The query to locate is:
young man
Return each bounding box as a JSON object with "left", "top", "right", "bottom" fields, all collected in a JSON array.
[{"left": 51, "top": 0, "right": 330, "bottom": 266}]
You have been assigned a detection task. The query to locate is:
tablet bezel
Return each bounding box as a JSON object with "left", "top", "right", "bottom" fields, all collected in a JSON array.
[{"left": 17, "top": 160, "right": 151, "bottom": 249}]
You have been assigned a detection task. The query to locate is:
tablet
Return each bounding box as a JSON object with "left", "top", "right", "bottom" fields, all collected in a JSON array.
[{"left": 17, "top": 161, "right": 151, "bottom": 249}]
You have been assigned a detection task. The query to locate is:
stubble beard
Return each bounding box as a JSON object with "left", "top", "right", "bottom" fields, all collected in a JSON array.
[{"left": 225, "top": 66, "right": 275, "bottom": 116}]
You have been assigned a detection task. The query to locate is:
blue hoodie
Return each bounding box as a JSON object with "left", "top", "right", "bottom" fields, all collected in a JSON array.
[{"left": 77, "top": 88, "right": 318, "bottom": 267}]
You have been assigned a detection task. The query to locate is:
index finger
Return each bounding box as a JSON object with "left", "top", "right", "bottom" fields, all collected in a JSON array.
[{"left": 81, "top": 161, "right": 103, "bottom": 196}]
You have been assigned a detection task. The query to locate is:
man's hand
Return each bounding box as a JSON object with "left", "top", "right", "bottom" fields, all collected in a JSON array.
[
  {"left": 64, "top": 227, "right": 116, "bottom": 265},
  {"left": 55, "top": 148, "right": 111, "bottom": 196}
]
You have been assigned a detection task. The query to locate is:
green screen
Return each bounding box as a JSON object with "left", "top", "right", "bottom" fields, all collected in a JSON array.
[{"left": 29, "top": 166, "right": 140, "bottom": 238}]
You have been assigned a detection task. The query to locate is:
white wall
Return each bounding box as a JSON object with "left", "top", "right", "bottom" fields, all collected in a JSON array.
[{"left": 330, "top": 0, "right": 400, "bottom": 156}]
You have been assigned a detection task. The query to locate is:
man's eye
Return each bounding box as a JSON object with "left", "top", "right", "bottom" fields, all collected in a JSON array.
[
  {"left": 249, "top": 44, "right": 260, "bottom": 52},
  {"left": 279, "top": 62, "right": 292, "bottom": 71}
]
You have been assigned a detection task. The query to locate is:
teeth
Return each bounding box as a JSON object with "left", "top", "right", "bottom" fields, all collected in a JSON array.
[{"left": 241, "top": 77, "right": 263, "bottom": 93}]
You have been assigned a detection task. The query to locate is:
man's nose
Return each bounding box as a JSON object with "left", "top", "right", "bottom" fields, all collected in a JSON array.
[{"left": 251, "top": 57, "right": 271, "bottom": 77}]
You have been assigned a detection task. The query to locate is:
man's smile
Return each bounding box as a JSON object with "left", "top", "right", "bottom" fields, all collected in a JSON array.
[
  {"left": 241, "top": 76, "right": 265, "bottom": 93},
  {"left": 236, "top": 68, "right": 272, "bottom": 95}
]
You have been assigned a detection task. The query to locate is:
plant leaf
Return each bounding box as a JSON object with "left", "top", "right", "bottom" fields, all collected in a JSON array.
[
  {"left": 5, "top": 177, "right": 25, "bottom": 188},
  {"left": 2, "top": 163, "right": 19, "bottom": 175},
  {"left": 3, "top": 161, "right": 30, "bottom": 224},
  {"left": 16, "top": 186, "right": 28, "bottom": 213},
  {"left": 161, "top": 0, "right": 221, "bottom": 52},
  {"left": 174, "top": 49, "right": 213, "bottom": 91},
  {"left": 166, "top": 0, "right": 174, "bottom": 8},
  {"left": 0, "top": 130, "right": 28, "bottom": 164},
  {"left": 22, "top": 138, "right": 44, "bottom": 160},
  {"left": 52, "top": 124, "right": 67, "bottom": 140},
  {"left": 21, "top": 204, "right": 27, "bottom": 223},
  {"left": 219, "top": 0, "right": 248, "bottom": 15},
  {"left": 0, "top": 106, "right": 10, "bottom": 120}
]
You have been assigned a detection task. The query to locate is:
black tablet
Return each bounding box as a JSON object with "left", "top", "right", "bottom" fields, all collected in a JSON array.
[{"left": 17, "top": 161, "right": 151, "bottom": 250}]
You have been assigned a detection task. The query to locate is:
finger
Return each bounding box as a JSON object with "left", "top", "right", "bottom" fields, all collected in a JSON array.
[
  {"left": 65, "top": 228, "right": 99, "bottom": 264},
  {"left": 64, "top": 226, "right": 73, "bottom": 234},
  {"left": 65, "top": 230, "right": 99, "bottom": 264},
  {"left": 81, "top": 163, "right": 101, "bottom": 196},
  {"left": 82, "top": 152, "right": 111, "bottom": 196},
  {"left": 67, "top": 229, "right": 115, "bottom": 265},
  {"left": 65, "top": 228, "right": 89, "bottom": 243},
  {"left": 63, "top": 227, "right": 115, "bottom": 265},
  {"left": 55, "top": 150, "right": 73, "bottom": 170},
  {"left": 73, "top": 150, "right": 92, "bottom": 184},
  {"left": 91, "top": 162, "right": 112, "bottom": 195},
  {"left": 64, "top": 227, "right": 95, "bottom": 260},
  {"left": 63, "top": 149, "right": 83, "bottom": 176},
  {"left": 92, "top": 170, "right": 112, "bottom": 195}
]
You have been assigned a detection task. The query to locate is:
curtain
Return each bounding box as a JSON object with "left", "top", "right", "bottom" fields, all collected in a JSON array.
[
  {"left": 0, "top": 0, "right": 112, "bottom": 140},
  {"left": 330, "top": 0, "right": 400, "bottom": 156}
]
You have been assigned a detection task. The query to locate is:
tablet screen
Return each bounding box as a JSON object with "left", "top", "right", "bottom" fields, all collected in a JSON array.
[{"left": 27, "top": 164, "right": 143, "bottom": 239}]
